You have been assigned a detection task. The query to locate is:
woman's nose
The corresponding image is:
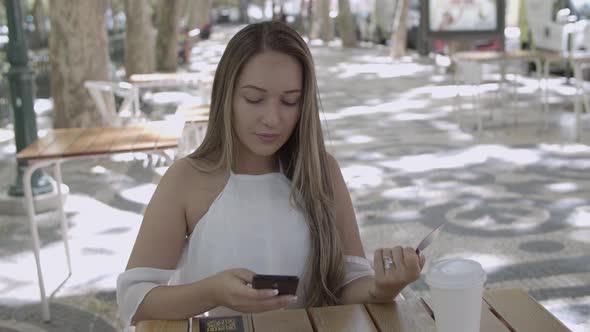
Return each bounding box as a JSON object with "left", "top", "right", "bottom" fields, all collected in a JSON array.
[{"left": 260, "top": 102, "right": 281, "bottom": 127}]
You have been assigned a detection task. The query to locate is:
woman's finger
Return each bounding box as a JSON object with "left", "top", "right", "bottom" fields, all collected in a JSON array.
[
  {"left": 404, "top": 247, "right": 419, "bottom": 269},
  {"left": 419, "top": 254, "right": 426, "bottom": 269},
  {"left": 244, "top": 287, "right": 279, "bottom": 301},
  {"left": 232, "top": 268, "right": 256, "bottom": 284},
  {"left": 251, "top": 295, "right": 295, "bottom": 312},
  {"left": 374, "top": 248, "right": 385, "bottom": 277},
  {"left": 383, "top": 248, "right": 395, "bottom": 276},
  {"left": 391, "top": 246, "right": 404, "bottom": 273}
]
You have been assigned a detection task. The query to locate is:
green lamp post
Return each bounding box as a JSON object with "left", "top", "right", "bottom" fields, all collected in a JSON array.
[{"left": 5, "top": 0, "right": 53, "bottom": 197}]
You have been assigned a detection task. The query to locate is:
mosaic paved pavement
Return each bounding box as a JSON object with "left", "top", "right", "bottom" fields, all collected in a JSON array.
[{"left": 1, "top": 25, "right": 589, "bottom": 331}]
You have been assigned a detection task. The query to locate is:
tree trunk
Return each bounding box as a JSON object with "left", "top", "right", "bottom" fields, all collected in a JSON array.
[
  {"left": 373, "top": 0, "right": 385, "bottom": 43},
  {"left": 32, "top": 0, "right": 49, "bottom": 48},
  {"left": 156, "top": 0, "right": 183, "bottom": 72},
  {"left": 308, "top": 0, "right": 316, "bottom": 39},
  {"left": 180, "top": 0, "right": 192, "bottom": 26},
  {"left": 295, "top": 0, "right": 305, "bottom": 34},
  {"left": 49, "top": 0, "right": 114, "bottom": 128},
  {"left": 319, "top": 0, "right": 332, "bottom": 42},
  {"left": 124, "top": 0, "right": 156, "bottom": 78},
  {"left": 238, "top": 0, "right": 249, "bottom": 23},
  {"left": 271, "top": 0, "right": 276, "bottom": 20},
  {"left": 188, "top": 0, "right": 213, "bottom": 30},
  {"left": 336, "top": 0, "right": 356, "bottom": 47},
  {"left": 391, "top": 0, "right": 410, "bottom": 58}
]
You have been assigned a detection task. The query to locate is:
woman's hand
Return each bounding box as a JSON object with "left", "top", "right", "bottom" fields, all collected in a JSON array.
[
  {"left": 208, "top": 268, "right": 296, "bottom": 313},
  {"left": 370, "top": 247, "right": 426, "bottom": 302}
]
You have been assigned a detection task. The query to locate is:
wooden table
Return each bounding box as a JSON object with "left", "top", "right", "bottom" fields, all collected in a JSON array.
[
  {"left": 136, "top": 288, "right": 570, "bottom": 332},
  {"left": 16, "top": 121, "right": 182, "bottom": 322},
  {"left": 129, "top": 72, "right": 204, "bottom": 88},
  {"left": 174, "top": 105, "right": 209, "bottom": 157},
  {"left": 535, "top": 51, "right": 590, "bottom": 140},
  {"left": 175, "top": 104, "right": 210, "bottom": 124},
  {"left": 452, "top": 50, "right": 544, "bottom": 132},
  {"left": 453, "top": 50, "right": 590, "bottom": 137},
  {"left": 129, "top": 72, "right": 214, "bottom": 113}
]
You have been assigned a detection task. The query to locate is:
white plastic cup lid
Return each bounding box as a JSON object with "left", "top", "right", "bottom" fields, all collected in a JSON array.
[{"left": 425, "top": 258, "right": 487, "bottom": 289}]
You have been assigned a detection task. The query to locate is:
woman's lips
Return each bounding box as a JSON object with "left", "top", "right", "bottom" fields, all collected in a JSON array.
[{"left": 256, "top": 133, "right": 280, "bottom": 143}]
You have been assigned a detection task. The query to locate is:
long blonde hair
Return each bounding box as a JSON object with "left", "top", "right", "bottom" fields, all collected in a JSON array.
[{"left": 188, "top": 21, "right": 344, "bottom": 306}]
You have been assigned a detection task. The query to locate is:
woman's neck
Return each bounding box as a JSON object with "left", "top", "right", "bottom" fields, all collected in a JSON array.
[{"left": 232, "top": 155, "right": 280, "bottom": 175}]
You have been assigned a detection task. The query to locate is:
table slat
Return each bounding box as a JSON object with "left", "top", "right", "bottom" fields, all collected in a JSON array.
[
  {"left": 108, "top": 127, "right": 146, "bottom": 153},
  {"left": 481, "top": 299, "right": 512, "bottom": 332},
  {"left": 154, "top": 123, "right": 182, "bottom": 149},
  {"left": 484, "top": 289, "right": 570, "bottom": 332},
  {"left": 252, "top": 309, "right": 313, "bottom": 332},
  {"left": 129, "top": 127, "right": 161, "bottom": 151},
  {"left": 124, "top": 289, "right": 573, "bottom": 331},
  {"left": 130, "top": 72, "right": 202, "bottom": 84},
  {"left": 502, "top": 50, "right": 543, "bottom": 60},
  {"left": 366, "top": 299, "right": 436, "bottom": 332},
  {"left": 454, "top": 51, "right": 504, "bottom": 62},
  {"left": 60, "top": 128, "right": 106, "bottom": 156},
  {"left": 175, "top": 105, "right": 210, "bottom": 124},
  {"left": 85, "top": 127, "right": 126, "bottom": 154},
  {"left": 422, "top": 294, "right": 510, "bottom": 332},
  {"left": 17, "top": 123, "right": 179, "bottom": 160},
  {"left": 452, "top": 50, "right": 590, "bottom": 63},
  {"left": 537, "top": 50, "right": 590, "bottom": 62},
  {"left": 40, "top": 128, "right": 86, "bottom": 157},
  {"left": 16, "top": 131, "right": 58, "bottom": 160},
  {"left": 157, "top": 138, "right": 180, "bottom": 150},
  {"left": 308, "top": 304, "right": 378, "bottom": 332},
  {"left": 135, "top": 319, "right": 188, "bottom": 332}
]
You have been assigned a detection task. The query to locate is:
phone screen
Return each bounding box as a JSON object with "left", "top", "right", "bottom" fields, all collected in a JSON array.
[{"left": 252, "top": 274, "right": 299, "bottom": 295}]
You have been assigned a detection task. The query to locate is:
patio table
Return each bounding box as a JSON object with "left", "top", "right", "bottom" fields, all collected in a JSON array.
[
  {"left": 535, "top": 51, "right": 590, "bottom": 139},
  {"left": 136, "top": 288, "right": 569, "bottom": 332},
  {"left": 129, "top": 72, "right": 204, "bottom": 88},
  {"left": 453, "top": 50, "right": 543, "bottom": 132},
  {"left": 16, "top": 121, "right": 182, "bottom": 321},
  {"left": 453, "top": 50, "right": 590, "bottom": 137}
]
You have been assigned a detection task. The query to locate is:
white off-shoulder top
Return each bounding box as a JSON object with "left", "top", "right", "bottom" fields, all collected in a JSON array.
[{"left": 116, "top": 170, "right": 374, "bottom": 328}]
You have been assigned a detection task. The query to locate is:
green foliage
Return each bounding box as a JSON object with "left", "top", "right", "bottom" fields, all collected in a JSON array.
[
  {"left": 109, "top": 0, "right": 125, "bottom": 15},
  {"left": 0, "top": 6, "right": 5, "bottom": 25}
]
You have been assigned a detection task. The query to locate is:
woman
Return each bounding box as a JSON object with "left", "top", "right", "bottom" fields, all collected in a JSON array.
[{"left": 117, "top": 21, "right": 425, "bottom": 327}]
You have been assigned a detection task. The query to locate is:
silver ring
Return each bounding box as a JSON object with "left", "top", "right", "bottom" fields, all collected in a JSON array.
[{"left": 383, "top": 256, "right": 394, "bottom": 269}]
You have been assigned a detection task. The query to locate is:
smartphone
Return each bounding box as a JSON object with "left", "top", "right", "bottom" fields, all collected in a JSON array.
[{"left": 252, "top": 274, "right": 299, "bottom": 295}]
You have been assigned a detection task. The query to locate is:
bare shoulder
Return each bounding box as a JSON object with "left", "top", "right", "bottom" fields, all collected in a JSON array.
[
  {"left": 172, "top": 157, "right": 229, "bottom": 233},
  {"left": 151, "top": 157, "right": 228, "bottom": 221},
  {"left": 163, "top": 157, "right": 227, "bottom": 190},
  {"left": 126, "top": 157, "right": 228, "bottom": 270},
  {"left": 324, "top": 152, "right": 347, "bottom": 194},
  {"left": 325, "top": 152, "right": 343, "bottom": 177},
  {"left": 325, "top": 152, "right": 365, "bottom": 256}
]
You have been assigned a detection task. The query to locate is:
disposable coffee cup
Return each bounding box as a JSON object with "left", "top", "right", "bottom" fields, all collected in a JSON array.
[{"left": 425, "top": 259, "right": 487, "bottom": 332}]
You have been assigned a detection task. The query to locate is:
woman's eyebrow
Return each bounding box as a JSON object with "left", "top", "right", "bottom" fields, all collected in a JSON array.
[
  {"left": 240, "top": 85, "right": 266, "bottom": 92},
  {"left": 240, "top": 85, "right": 301, "bottom": 94}
]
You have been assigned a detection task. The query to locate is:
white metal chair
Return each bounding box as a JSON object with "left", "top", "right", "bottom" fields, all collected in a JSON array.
[
  {"left": 174, "top": 104, "right": 209, "bottom": 158},
  {"left": 84, "top": 80, "right": 142, "bottom": 126},
  {"left": 453, "top": 51, "right": 543, "bottom": 133},
  {"left": 571, "top": 61, "right": 590, "bottom": 140}
]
